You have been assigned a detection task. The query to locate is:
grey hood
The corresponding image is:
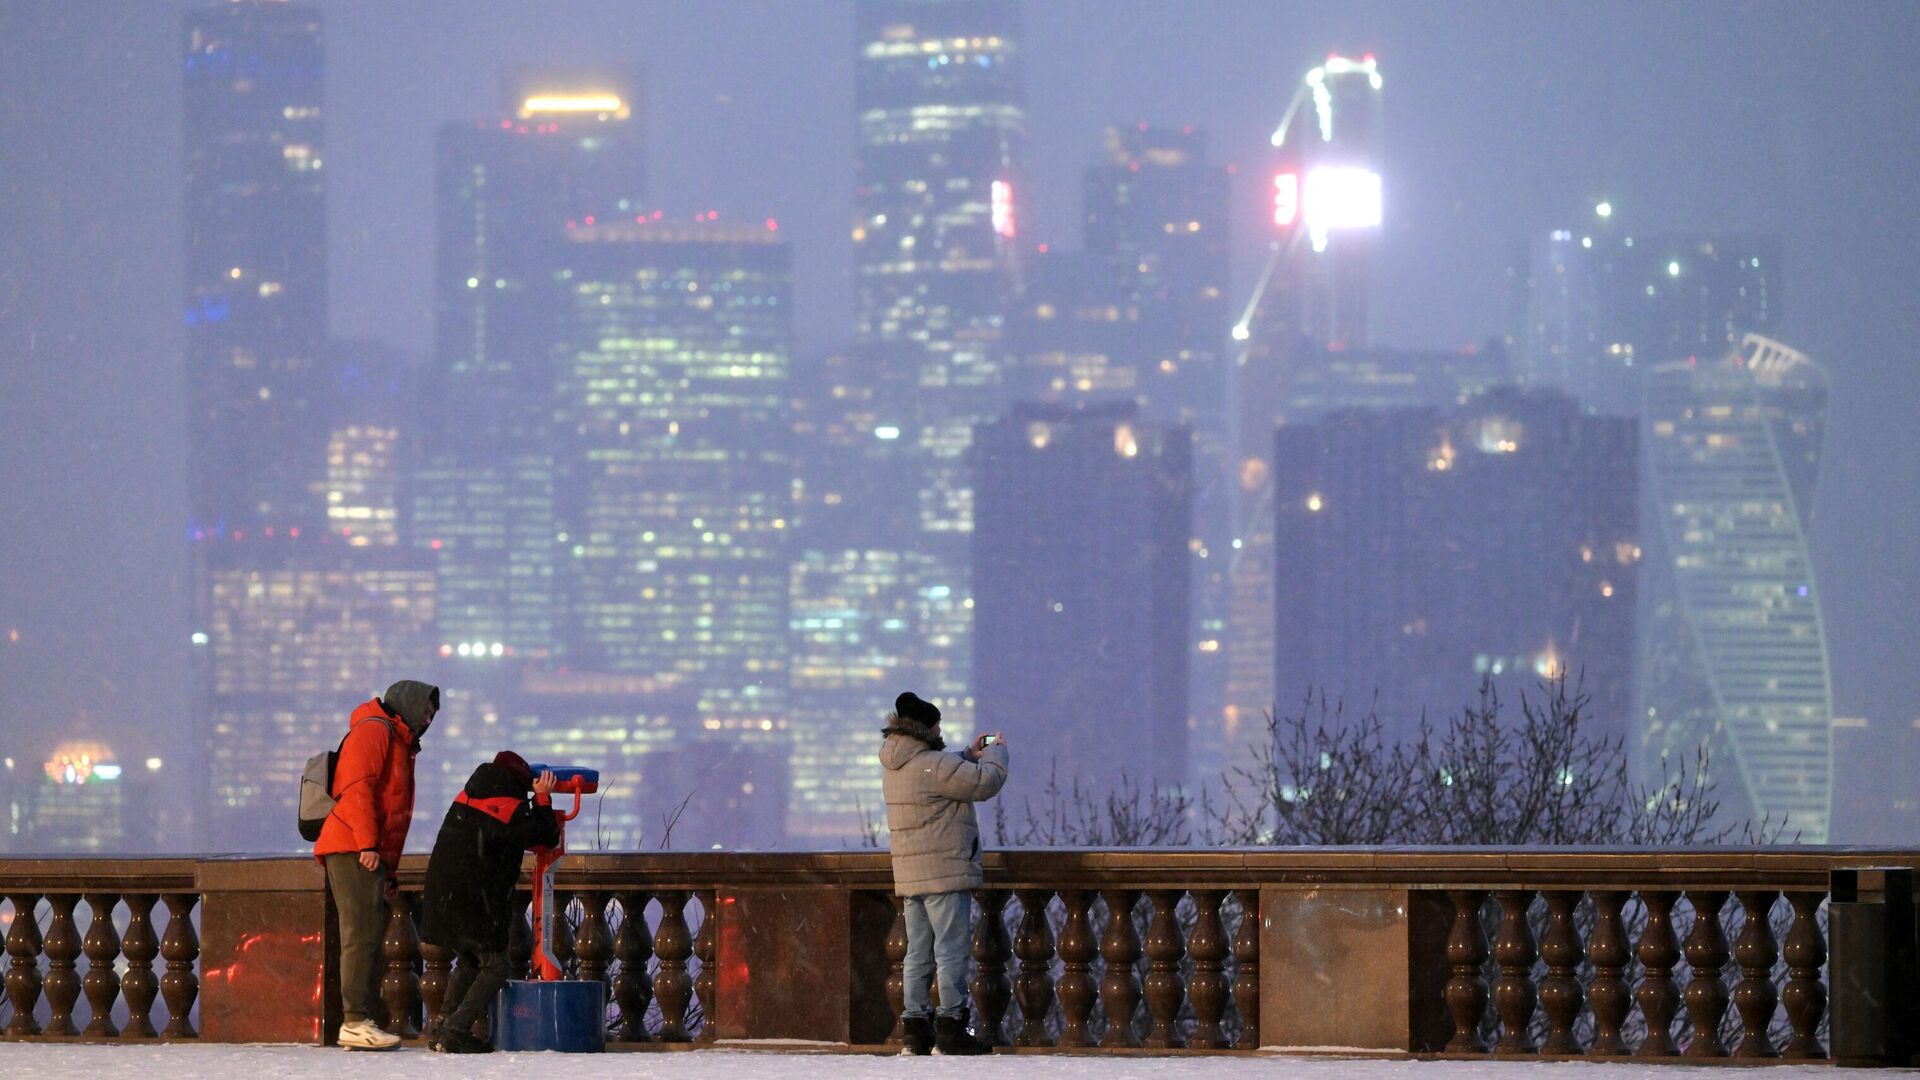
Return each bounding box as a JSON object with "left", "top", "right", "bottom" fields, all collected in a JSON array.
[{"left": 382, "top": 679, "right": 440, "bottom": 739}]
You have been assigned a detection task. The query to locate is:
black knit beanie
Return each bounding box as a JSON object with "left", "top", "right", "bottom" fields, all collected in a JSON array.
[{"left": 895, "top": 691, "right": 941, "bottom": 726}]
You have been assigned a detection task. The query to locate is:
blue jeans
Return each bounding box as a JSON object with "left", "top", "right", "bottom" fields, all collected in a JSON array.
[{"left": 902, "top": 890, "right": 972, "bottom": 1020}]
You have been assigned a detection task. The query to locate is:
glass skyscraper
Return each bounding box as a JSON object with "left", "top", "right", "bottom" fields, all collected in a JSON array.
[
  {"left": 1638, "top": 334, "right": 1832, "bottom": 839},
  {"left": 1510, "top": 221, "right": 1782, "bottom": 416},
  {"left": 183, "top": 0, "right": 328, "bottom": 538},
  {"left": 554, "top": 222, "right": 794, "bottom": 750},
  {"left": 421, "top": 70, "right": 647, "bottom": 666}
]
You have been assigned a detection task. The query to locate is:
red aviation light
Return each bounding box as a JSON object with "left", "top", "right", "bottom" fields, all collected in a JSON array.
[{"left": 1273, "top": 172, "right": 1300, "bottom": 228}]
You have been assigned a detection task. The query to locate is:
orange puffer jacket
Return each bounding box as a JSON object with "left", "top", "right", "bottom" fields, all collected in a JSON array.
[{"left": 313, "top": 699, "right": 418, "bottom": 869}]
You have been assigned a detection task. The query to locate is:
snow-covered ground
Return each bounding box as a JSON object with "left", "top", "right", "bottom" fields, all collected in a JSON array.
[{"left": 0, "top": 1043, "right": 1892, "bottom": 1079}]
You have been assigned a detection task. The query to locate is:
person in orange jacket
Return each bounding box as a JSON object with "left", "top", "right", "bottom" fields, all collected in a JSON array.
[{"left": 314, "top": 679, "right": 438, "bottom": 1050}]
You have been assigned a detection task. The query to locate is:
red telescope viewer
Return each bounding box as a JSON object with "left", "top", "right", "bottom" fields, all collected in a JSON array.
[{"left": 527, "top": 765, "right": 598, "bottom": 982}]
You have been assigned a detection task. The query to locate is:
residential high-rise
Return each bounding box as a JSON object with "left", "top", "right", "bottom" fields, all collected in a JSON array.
[
  {"left": 1638, "top": 334, "right": 1832, "bottom": 839},
  {"left": 1223, "top": 343, "right": 1505, "bottom": 754},
  {"left": 1271, "top": 387, "right": 1638, "bottom": 744},
  {"left": 973, "top": 402, "right": 1192, "bottom": 791},
  {"left": 183, "top": 0, "right": 328, "bottom": 538},
  {"left": 554, "top": 222, "right": 793, "bottom": 760},
  {"left": 1510, "top": 215, "right": 1781, "bottom": 415}
]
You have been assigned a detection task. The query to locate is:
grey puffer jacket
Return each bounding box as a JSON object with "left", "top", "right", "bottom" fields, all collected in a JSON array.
[{"left": 879, "top": 713, "right": 1010, "bottom": 897}]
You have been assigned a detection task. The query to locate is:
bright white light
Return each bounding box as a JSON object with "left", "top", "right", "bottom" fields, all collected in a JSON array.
[
  {"left": 1596, "top": 201, "right": 1613, "bottom": 219},
  {"left": 190, "top": 632, "right": 208, "bottom": 646},
  {"left": 94, "top": 765, "right": 122, "bottom": 781},
  {"left": 489, "top": 642, "right": 505, "bottom": 657},
  {"left": 1581, "top": 236, "right": 1593, "bottom": 249},
  {"left": 1231, "top": 323, "right": 1250, "bottom": 342},
  {"left": 1667, "top": 261, "right": 1681, "bottom": 277},
  {"left": 990, "top": 180, "right": 1015, "bottom": 238},
  {"left": 874, "top": 425, "right": 900, "bottom": 440},
  {"left": 146, "top": 758, "right": 163, "bottom": 771},
  {"left": 1304, "top": 167, "right": 1382, "bottom": 232}
]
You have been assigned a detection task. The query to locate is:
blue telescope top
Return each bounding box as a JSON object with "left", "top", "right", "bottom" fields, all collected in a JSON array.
[{"left": 528, "top": 765, "right": 599, "bottom": 795}]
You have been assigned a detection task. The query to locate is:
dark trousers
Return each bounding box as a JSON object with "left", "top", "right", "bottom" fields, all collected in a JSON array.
[
  {"left": 441, "top": 948, "right": 510, "bottom": 1036},
  {"left": 324, "top": 853, "right": 388, "bottom": 1024}
]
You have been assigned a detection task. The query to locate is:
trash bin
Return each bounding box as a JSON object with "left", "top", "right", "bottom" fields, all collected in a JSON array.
[{"left": 1829, "top": 867, "right": 1918, "bottom": 1067}]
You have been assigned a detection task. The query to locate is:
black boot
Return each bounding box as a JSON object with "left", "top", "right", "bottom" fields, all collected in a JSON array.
[
  {"left": 933, "top": 1008, "right": 991, "bottom": 1055},
  {"left": 900, "top": 1015, "right": 933, "bottom": 1056}
]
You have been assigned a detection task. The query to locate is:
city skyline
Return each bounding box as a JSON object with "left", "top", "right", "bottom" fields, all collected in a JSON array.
[{"left": 3, "top": 0, "right": 1920, "bottom": 845}]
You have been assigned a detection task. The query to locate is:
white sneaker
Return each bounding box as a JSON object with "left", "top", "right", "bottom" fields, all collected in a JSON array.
[{"left": 339, "top": 1018, "right": 402, "bottom": 1050}]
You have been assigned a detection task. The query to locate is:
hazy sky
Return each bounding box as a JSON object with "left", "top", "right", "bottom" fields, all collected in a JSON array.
[{"left": 2, "top": 1, "right": 1917, "bottom": 772}]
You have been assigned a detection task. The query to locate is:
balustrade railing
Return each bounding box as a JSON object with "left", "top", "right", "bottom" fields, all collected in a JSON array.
[
  {"left": 3, "top": 847, "right": 1915, "bottom": 1061},
  {"left": 0, "top": 860, "right": 201, "bottom": 1041}
]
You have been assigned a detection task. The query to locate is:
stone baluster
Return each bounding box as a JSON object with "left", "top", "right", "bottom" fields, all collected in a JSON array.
[
  {"left": 969, "top": 889, "right": 1012, "bottom": 1046},
  {"left": 1538, "top": 890, "right": 1583, "bottom": 1054},
  {"left": 1098, "top": 889, "right": 1143, "bottom": 1048},
  {"left": 419, "top": 939, "right": 452, "bottom": 1035},
  {"left": 1186, "top": 889, "right": 1228, "bottom": 1050},
  {"left": 160, "top": 894, "right": 200, "bottom": 1037},
  {"left": 652, "top": 891, "right": 694, "bottom": 1041},
  {"left": 1443, "top": 889, "right": 1488, "bottom": 1053},
  {"left": 1781, "top": 891, "right": 1827, "bottom": 1059},
  {"left": 884, "top": 896, "right": 909, "bottom": 1047},
  {"left": 1585, "top": 891, "right": 1630, "bottom": 1056},
  {"left": 694, "top": 889, "right": 719, "bottom": 1042},
  {"left": 43, "top": 893, "right": 83, "bottom": 1036},
  {"left": 82, "top": 893, "right": 123, "bottom": 1038},
  {"left": 1231, "top": 888, "right": 1261, "bottom": 1050},
  {"left": 1733, "top": 890, "right": 1780, "bottom": 1058},
  {"left": 1055, "top": 889, "right": 1098, "bottom": 1048},
  {"left": 5, "top": 892, "right": 45, "bottom": 1036},
  {"left": 507, "top": 892, "right": 532, "bottom": 980},
  {"left": 1682, "top": 890, "right": 1730, "bottom": 1057},
  {"left": 574, "top": 891, "right": 613, "bottom": 986},
  {"left": 1011, "top": 889, "right": 1056, "bottom": 1047},
  {"left": 379, "top": 891, "right": 422, "bottom": 1038},
  {"left": 120, "top": 893, "right": 161, "bottom": 1039},
  {"left": 1633, "top": 890, "right": 1680, "bottom": 1056},
  {"left": 612, "top": 891, "right": 654, "bottom": 1042},
  {"left": 1143, "top": 889, "right": 1187, "bottom": 1049},
  {"left": 1491, "top": 889, "right": 1537, "bottom": 1054}
]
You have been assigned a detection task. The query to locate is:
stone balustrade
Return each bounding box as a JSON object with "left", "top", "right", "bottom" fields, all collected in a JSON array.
[{"left": 3, "top": 847, "right": 1915, "bottom": 1060}]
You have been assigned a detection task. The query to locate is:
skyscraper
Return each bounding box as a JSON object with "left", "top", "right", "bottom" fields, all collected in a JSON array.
[
  {"left": 855, "top": 1, "right": 1027, "bottom": 505},
  {"left": 1226, "top": 53, "right": 1387, "bottom": 754},
  {"left": 421, "top": 70, "right": 647, "bottom": 667},
  {"left": 185, "top": 0, "right": 334, "bottom": 846},
  {"left": 1079, "top": 123, "right": 1233, "bottom": 785},
  {"left": 183, "top": 0, "right": 328, "bottom": 538},
  {"left": 973, "top": 402, "right": 1192, "bottom": 791},
  {"left": 1271, "top": 387, "right": 1638, "bottom": 744},
  {"left": 1510, "top": 216, "right": 1782, "bottom": 415},
  {"left": 554, "top": 221, "right": 793, "bottom": 760},
  {"left": 1637, "top": 334, "right": 1832, "bottom": 839}
]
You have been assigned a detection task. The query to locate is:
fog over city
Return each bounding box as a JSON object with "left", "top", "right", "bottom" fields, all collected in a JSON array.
[{"left": 2, "top": 1, "right": 1917, "bottom": 853}]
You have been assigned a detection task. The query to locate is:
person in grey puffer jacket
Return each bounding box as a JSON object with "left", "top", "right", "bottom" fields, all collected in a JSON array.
[{"left": 880, "top": 691, "right": 1009, "bottom": 1056}]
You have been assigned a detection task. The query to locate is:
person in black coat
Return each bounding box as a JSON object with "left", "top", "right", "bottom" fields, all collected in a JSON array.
[{"left": 419, "top": 751, "right": 559, "bottom": 1053}]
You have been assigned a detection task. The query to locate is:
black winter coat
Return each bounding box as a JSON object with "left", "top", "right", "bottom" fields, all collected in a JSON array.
[{"left": 419, "top": 762, "right": 561, "bottom": 952}]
